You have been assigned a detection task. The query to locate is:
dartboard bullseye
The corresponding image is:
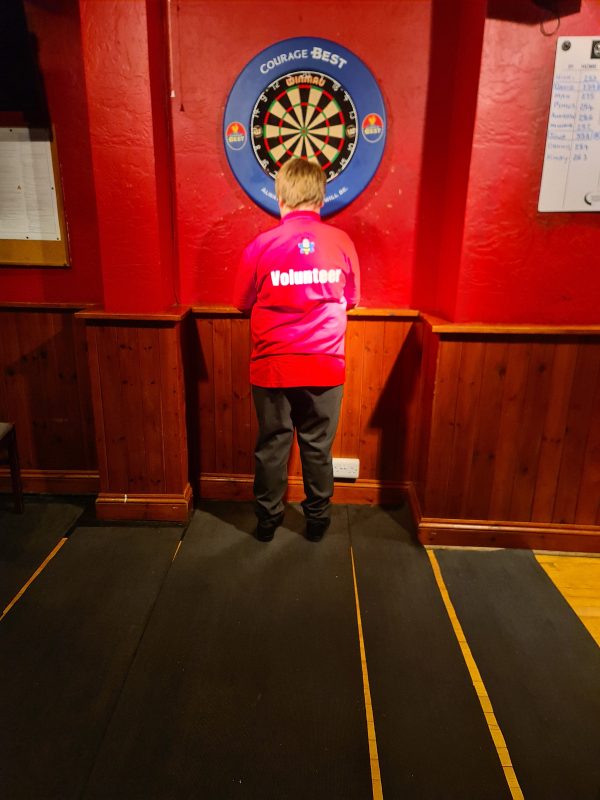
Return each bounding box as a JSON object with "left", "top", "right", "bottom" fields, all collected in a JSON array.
[
  {"left": 251, "top": 72, "right": 358, "bottom": 181},
  {"left": 224, "top": 37, "right": 386, "bottom": 217}
]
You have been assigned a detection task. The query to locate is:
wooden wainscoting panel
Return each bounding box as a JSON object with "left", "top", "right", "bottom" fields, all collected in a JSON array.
[
  {"left": 138, "top": 327, "right": 165, "bottom": 492},
  {"left": 82, "top": 316, "right": 191, "bottom": 521},
  {"left": 445, "top": 340, "right": 486, "bottom": 518},
  {"left": 424, "top": 340, "right": 462, "bottom": 516},
  {"left": 0, "top": 308, "right": 97, "bottom": 489},
  {"left": 158, "top": 324, "right": 189, "bottom": 495},
  {"left": 191, "top": 313, "right": 422, "bottom": 500},
  {"left": 530, "top": 344, "right": 578, "bottom": 522},
  {"left": 486, "top": 341, "right": 533, "bottom": 520},
  {"left": 231, "top": 318, "right": 254, "bottom": 475},
  {"left": 507, "top": 342, "right": 556, "bottom": 522},
  {"left": 575, "top": 362, "right": 600, "bottom": 526},
  {"left": 212, "top": 317, "right": 234, "bottom": 474},
  {"left": 413, "top": 319, "right": 439, "bottom": 509},
  {"left": 196, "top": 318, "right": 216, "bottom": 474},
  {"left": 424, "top": 331, "right": 600, "bottom": 533},
  {"left": 73, "top": 315, "right": 97, "bottom": 469},
  {"left": 461, "top": 340, "right": 509, "bottom": 519},
  {"left": 86, "top": 325, "right": 110, "bottom": 489},
  {"left": 117, "top": 325, "right": 149, "bottom": 494},
  {"left": 358, "top": 319, "right": 385, "bottom": 477},
  {"left": 91, "top": 325, "right": 129, "bottom": 490},
  {"left": 404, "top": 322, "right": 426, "bottom": 480},
  {"left": 377, "top": 322, "right": 404, "bottom": 479},
  {"left": 336, "top": 319, "right": 365, "bottom": 465},
  {"left": 552, "top": 342, "right": 600, "bottom": 525}
]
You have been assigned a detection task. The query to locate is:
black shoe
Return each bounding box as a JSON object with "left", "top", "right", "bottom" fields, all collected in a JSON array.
[
  {"left": 255, "top": 513, "right": 284, "bottom": 542},
  {"left": 306, "top": 518, "right": 330, "bottom": 542}
]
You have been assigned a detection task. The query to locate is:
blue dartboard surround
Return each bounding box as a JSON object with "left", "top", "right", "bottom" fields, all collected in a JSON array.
[{"left": 224, "top": 37, "right": 386, "bottom": 217}]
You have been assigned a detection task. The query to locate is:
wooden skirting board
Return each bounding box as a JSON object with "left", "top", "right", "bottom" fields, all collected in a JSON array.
[
  {"left": 408, "top": 481, "right": 600, "bottom": 553},
  {"left": 198, "top": 473, "right": 409, "bottom": 506},
  {"left": 418, "top": 518, "right": 600, "bottom": 553},
  {"left": 197, "top": 477, "right": 600, "bottom": 552},
  {"left": 95, "top": 484, "right": 193, "bottom": 523},
  {"left": 0, "top": 468, "right": 99, "bottom": 495}
]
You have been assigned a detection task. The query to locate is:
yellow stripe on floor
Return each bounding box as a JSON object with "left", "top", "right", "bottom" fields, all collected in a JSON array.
[
  {"left": 426, "top": 549, "right": 524, "bottom": 800},
  {"left": 350, "top": 547, "right": 384, "bottom": 800},
  {"left": 1, "top": 537, "right": 68, "bottom": 621},
  {"left": 535, "top": 553, "right": 600, "bottom": 646}
]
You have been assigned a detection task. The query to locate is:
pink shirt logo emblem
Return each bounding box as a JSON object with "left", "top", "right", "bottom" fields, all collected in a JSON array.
[{"left": 298, "top": 238, "right": 315, "bottom": 255}]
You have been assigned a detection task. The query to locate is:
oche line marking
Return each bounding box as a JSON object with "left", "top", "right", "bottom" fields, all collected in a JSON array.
[
  {"left": 427, "top": 549, "right": 524, "bottom": 800},
  {"left": 1, "top": 537, "right": 68, "bottom": 621},
  {"left": 172, "top": 540, "right": 183, "bottom": 562},
  {"left": 350, "top": 546, "right": 384, "bottom": 800}
]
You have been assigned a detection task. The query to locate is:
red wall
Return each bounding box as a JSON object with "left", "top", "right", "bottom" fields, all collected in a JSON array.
[
  {"left": 411, "top": 0, "right": 488, "bottom": 321},
  {"left": 78, "top": 0, "right": 176, "bottom": 312},
  {"left": 0, "top": 0, "right": 103, "bottom": 304},
  {"left": 455, "top": 1, "right": 600, "bottom": 324},
  {"left": 1, "top": 0, "right": 598, "bottom": 324},
  {"left": 171, "top": 0, "right": 430, "bottom": 308}
]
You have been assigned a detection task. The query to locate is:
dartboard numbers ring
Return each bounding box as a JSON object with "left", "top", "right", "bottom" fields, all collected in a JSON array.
[{"left": 224, "top": 37, "right": 386, "bottom": 217}]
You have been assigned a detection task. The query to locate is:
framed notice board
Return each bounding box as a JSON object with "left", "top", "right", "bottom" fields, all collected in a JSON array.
[
  {"left": 0, "top": 119, "right": 69, "bottom": 266},
  {"left": 539, "top": 36, "right": 600, "bottom": 212}
]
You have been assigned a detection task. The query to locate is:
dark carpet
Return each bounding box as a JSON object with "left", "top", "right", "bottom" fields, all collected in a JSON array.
[
  {"left": 2, "top": 499, "right": 597, "bottom": 799},
  {"left": 349, "top": 505, "right": 510, "bottom": 799},
  {"left": 0, "top": 499, "right": 85, "bottom": 610},
  {"left": 436, "top": 548, "right": 600, "bottom": 800},
  {"left": 0, "top": 524, "right": 181, "bottom": 799},
  {"left": 82, "top": 503, "right": 372, "bottom": 800}
]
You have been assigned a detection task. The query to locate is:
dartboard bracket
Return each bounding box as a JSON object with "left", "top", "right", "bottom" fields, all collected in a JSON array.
[{"left": 224, "top": 37, "right": 386, "bottom": 217}]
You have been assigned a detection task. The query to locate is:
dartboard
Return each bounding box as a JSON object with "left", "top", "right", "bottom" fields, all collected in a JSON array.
[
  {"left": 250, "top": 72, "right": 358, "bottom": 181},
  {"left": 224, "top": 37, "right": 386, "bottom": 217}
]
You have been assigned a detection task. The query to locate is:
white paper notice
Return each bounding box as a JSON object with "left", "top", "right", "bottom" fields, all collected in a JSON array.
[
  {"left": 539, "top": 37, "right": 600, "bottom": 212},
  {"left": 0, "top": 127, "right": 61, "bottom": 240}
]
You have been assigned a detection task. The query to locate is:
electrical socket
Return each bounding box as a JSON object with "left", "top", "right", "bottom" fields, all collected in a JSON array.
[{"left": 332, "top": 457, "right": 360, "bottom": 480}]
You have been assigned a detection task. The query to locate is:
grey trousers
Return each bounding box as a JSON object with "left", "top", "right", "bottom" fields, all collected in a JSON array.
[{"left": 252, "top": 385, "right": 343, "bottom": 522}]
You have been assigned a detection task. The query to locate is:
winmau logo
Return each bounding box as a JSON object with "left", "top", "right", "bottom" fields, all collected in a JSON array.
[{"left": 271, "top": 268, "right": 342, "bottom": 287}]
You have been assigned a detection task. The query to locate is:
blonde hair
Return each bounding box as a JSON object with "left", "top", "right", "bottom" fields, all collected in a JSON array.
[{"left": 275, "top": 158, "right": 326, "bottom": 209}]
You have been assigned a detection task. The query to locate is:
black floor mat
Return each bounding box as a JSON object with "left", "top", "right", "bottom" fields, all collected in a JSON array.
[
  {"left": 0, "top": 500, "right": 85, "bottom": 610},
  {"left": 436, "top": 548, "right": 600, "bottom": 800},
  {"left": 4, "top": 499, "right": 596, "bottom": 799},
  {"left": 349, "top": 505, "right": 510, "bottom": 799},
  {"left": 0, "top": 525, "right": 181, "bottom": 799},
  {"left": 82, "top": 502, "right": 372, "bottom": 800}
]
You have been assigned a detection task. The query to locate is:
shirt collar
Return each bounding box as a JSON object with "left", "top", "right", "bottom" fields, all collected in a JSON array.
[{"left": 280, "top": 209, "right": 321, "bottom": 224}]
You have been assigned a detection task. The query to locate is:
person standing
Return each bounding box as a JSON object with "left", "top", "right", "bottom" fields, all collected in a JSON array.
[{"left": 233, "top": 158, "right": 360, "bottom": 542}]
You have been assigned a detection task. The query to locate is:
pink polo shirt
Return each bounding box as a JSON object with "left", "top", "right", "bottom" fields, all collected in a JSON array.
[{"left": 233, "top": 210, "right": 360, "bottom": 387}]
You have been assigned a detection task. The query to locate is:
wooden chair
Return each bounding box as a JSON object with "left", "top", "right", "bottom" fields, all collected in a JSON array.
[{"left": 0, "top": 423, "right": 24, "bottom": 514}]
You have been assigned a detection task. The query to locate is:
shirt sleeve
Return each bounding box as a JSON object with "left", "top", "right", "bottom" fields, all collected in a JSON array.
[
  {"left": 344, "top": 239, "right": 360, "bottom": 309},
  {"left": 232, "top": 242, "right": 258, "bottom": 312}
]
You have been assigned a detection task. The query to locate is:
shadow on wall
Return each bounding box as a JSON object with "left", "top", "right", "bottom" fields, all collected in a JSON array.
[
  {"left": 0, "top": 0, "right": 49, "bottom": 126},
  {"left": 369, "top": 322, "right": 422, "bottom": 502},
  {"left": 181, "top": 313, "right": 207, "bottom": 502},
  {"left": 487, "top": 0, "right": 581, "bottom": 23},
  {"left": 411, "top": 0, "right": 488, "bottom": 321}
]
